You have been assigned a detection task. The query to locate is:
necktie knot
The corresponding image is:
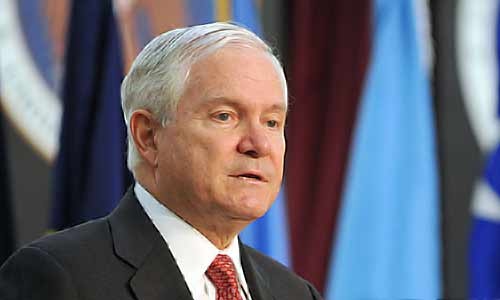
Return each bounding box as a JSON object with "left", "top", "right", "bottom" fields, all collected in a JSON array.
[{"left": 205, "top": 254, "right": 242, "bottom": 300}]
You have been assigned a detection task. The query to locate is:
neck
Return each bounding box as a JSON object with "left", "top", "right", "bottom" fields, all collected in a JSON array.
[
  {"left": 187, "top": 218, "right": 247, "bottom": 250},
  {"left": 164, "top": 203, "right": 248, "bottom": 249},
  {"left": 198, "top": 229, "right": 236, "bottom": 250},
  {"left": 134, "top": 171, "right": 249, "bottom": 250}
]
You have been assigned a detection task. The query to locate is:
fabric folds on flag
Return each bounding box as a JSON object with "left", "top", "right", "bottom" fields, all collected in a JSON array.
[
  {"left": 326, "top": 0, "right": 441, "bottom": 298},
  {"left": 432, "top": 0, "right": 484, "bottom": 296},
  {"left": 52, "top": 0, "right": 131, "bottom": 230},
  {"left": 286, "top": 0, "right": 371, "bottom": 291},
  {"left": 0, "top": 109, "right": 14, "bottom": 265}
]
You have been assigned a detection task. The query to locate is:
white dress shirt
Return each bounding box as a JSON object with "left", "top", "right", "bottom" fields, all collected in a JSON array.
[{"left": 134, "top": 183, "right": 252, "bottom": 300}]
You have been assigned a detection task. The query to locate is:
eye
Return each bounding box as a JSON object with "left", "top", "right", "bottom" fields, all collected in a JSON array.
[
  {"left": 214, "top": 112, "right": 231, "bottom": 122},
  {"left": 267, "top": 120, "right": 279, "bottom": 128}
]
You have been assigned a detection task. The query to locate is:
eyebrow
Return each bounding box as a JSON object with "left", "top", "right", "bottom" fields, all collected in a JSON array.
[{"left": 202, "top": 96, "right": 287, "bottom": 113}]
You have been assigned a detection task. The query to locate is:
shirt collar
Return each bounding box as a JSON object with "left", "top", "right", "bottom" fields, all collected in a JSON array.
[{"left": 134, "top": 182, "right": 245, "bottom": 292}]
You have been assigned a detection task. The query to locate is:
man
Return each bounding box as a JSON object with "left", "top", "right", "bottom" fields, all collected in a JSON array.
[{"left": 0, "top": 22, "right": 322, "bottom": 299}]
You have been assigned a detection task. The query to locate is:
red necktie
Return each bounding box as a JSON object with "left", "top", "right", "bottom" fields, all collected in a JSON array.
[{"left": 205, "top": 254, "right": 243, "bottom": 300}]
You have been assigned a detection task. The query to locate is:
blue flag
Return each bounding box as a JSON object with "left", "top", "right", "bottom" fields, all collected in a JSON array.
[
  {"left": 325, "top": 0, "right": 441, "bottom": 298},
  {"left": 470, "top": 148, "right": 500, "bottom": 297},
  {"left": 231, "top": 0, "right": 262, "bottom": 35},
  {"left": 186, "top": 0, "right": 215, "bottom": 25},
  {"left": 468, "top": 3, "right": 500, "bottom": 297},
  {"left": 52, "top": 0, "right": 131, "bottom": 230}
]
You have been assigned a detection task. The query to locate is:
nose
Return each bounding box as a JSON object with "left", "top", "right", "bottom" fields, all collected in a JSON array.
[{"left": 237, "top": 123, "right": 271, "bottom": 158}]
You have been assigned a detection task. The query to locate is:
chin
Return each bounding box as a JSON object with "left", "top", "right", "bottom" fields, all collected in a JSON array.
[{"left": 230, "top": 194, "right": 273, "bottom": 220}]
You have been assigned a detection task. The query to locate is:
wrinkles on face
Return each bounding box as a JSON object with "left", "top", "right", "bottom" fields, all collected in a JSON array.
[{"left": 152, "top": 46, "right": 286, "bottom": 248}]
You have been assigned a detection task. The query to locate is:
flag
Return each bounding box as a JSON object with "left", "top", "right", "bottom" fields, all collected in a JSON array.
[
  {"left": 286, "top": 0, "right": 371, "bottom": 290},
  {"left": 52, "top": 0, "right": 131, "bottom": 230},
  {"left": 231, "top": 0, "right": 262, "bottom": 34},
  {"left": 470, "top": 149, "right": 500, "bottom": 297},
  {"left": 468, "top": 1, "right": 500, "bottom": 296},
  {"left": 186, "top": 0, "right": 262, "bottom": 35},
  {"left": 326, "top": 0, "right": 441, "bottom": 298},
  {"left": 186, "top": 0, "right": 215, "bottom": 25},
  {"left": 0, "top": 108, "right": 14, "bottom": 264},
  {"left": 432, "top": 0, "right": 484, "bottom": 295}
]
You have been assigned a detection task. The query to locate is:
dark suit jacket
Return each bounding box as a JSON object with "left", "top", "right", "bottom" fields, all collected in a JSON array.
[{"left": 0, "top": 189, "right": 322, "bottom": 300}]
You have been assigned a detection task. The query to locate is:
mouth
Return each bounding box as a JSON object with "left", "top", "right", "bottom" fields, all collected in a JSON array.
[{"left": 230, "top": 172, "right": 268, "bottom": 183}]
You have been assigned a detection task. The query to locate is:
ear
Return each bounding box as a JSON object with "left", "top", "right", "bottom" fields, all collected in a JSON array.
[{"left": 129, "top": 109, "right": 161, "bottom": 168}]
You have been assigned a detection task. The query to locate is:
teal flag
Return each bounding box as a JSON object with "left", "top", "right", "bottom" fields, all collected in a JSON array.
[{"left": 325, "top": 0, "right": 441, "bottom": 298}]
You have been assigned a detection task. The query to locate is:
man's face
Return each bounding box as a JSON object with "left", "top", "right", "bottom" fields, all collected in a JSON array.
[{"left": 154, "top": 46, "right": 286, "bottom": 226}]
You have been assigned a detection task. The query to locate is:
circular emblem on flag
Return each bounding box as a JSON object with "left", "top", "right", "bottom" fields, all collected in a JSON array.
[
  {"left": 0, "top": 0, "right": 68, "bottom": 162},
  {"left": 0, "top": 0, "right": 185, "bottom": 163}
]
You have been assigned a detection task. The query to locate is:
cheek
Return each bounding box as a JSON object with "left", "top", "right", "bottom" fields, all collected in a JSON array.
[
  {"left": 182, "top": 134, "right": 235, "bottom": 180},
  {"left": 187, "top": 143, "right": 234, "bottom": 199},
  {"left": 272, "top": 137, "right": 286, "bottom": 168},
  {"left": 203, "top": 136, "right": 238, "bottom": 165}
]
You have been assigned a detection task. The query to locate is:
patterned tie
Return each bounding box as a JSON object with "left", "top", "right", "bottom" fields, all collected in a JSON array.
[{"left": 205, "top": 254, "right": 243, "bottom": 300}]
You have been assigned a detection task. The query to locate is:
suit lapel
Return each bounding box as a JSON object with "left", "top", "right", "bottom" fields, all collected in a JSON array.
[
  {"left": 240, "top": 242, "right": 275, "bottom": 300},
  {"left": 108, "top": 188, "right": 193, "bottom": 300},
  {"left": 129, "top": 237, "right": 193, "bottom": 300},
  {"left": 108, "top": 188, "right": 277, "bottom": 300}
]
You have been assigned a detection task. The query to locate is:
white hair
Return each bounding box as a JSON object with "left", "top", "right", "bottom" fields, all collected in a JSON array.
[{"left": 121, "top": 22, "right": 287, "bottom": 173}]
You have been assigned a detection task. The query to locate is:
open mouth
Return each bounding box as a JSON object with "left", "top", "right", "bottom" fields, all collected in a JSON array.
[
  {"left": 238, "top": 173, "right": 262, "bottom": 180},
  {"left": 230, "top": 172, "right": 267, "bottom": 182}
]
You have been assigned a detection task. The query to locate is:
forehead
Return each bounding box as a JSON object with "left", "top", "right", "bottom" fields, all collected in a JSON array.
[{"left": 179, "top": 46, "right": 287, "bottom": 112}]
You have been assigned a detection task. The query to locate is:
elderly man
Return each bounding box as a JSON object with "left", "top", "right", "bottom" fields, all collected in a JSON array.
[{"left": 0, "top": 22, "right": 322, "bottom": 300}]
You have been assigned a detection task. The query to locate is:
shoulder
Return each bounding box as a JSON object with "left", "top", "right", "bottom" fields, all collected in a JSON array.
[
  {"left": 25, "top": 217, "right": 112, "bottom": 262},
  {"left": 0, "top": 218, "right": 110, "bottom": 299},
  {"left": 241, "top": 245, "right": 323, "bottom": 300},
  {"left": 0, "top": 218, "right": 129, "bottom": 300}
]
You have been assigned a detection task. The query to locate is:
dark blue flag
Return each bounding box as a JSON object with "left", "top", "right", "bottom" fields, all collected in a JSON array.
[
  {"left": 0, "top": 109, "right": 14, "bottom": 264},
  {"left": 468, "top": 2, "right": 500, "bottom": 297},
  {"left": 52, "top": 0, "right": 131, "bottom": 230}
]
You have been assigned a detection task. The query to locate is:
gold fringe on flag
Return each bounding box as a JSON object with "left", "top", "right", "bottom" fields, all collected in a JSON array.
[{"left": 215, "top": 0, "right": 231, "bottom": 22}]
